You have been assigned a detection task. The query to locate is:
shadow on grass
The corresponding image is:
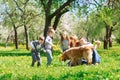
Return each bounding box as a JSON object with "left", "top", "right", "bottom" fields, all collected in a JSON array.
[
  {"left": 0, "top": 49, "right": 61, "bottom": 57},
  {"left": 0, "top": 51, "right": 31, "bottom": 56},
  {"left": 0, "top": 43, "right": 14, "bottom": 47},
  {"left": 0, "top": 73, "right": 13, "bottom": 80}
]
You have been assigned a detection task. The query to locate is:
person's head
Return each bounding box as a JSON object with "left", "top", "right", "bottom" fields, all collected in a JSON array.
[
  {"left": 72, "top": 34, "right": 78, "bottom": 42},
  {"left": 70, "top": 36, "right": 74, "bottom": 42},
  {"left": 70, "top": 34, "right": 79, "bottom": 47},
  {"left": 38, "top": 36, "right": 44, "bottom": 44},
  {"left": 60, "top": 31, "right": 69, "bottom": 42},
  {"left": 79, "top": 37, "right": 87, "bottom": 45},
  {"left": 48, "top": 27, "right": 55, "bottom": 37}
]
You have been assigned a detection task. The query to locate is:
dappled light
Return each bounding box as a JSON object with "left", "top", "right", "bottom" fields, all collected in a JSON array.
[{"left": 0, "top": 0, "right": 120, "bottom": 79}]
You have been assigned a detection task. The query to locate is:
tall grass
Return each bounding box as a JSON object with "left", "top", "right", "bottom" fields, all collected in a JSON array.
[{"left": 0, "top": 43, "right": 120, "bottom": 80}]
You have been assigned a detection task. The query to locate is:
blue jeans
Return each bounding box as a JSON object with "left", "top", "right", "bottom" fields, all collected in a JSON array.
[
  {"left": 31, "top": 50, "right": 41, "bottom": 62},
  {"left": 92, "top": 49, "right": 101, "bottom": 63},
  {"left": 31, "top": 50, "right": 41, "bottom": 66},
  {"left": 46, "top": 49, "right": 53, "bottom": 66},
  {"left": 82, "top": 49, "right": 101, "bottom": 64}
]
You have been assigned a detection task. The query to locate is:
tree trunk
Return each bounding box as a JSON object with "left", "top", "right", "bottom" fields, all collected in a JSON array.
[
  {"left": 13, "top": 25, "right": 18, "bottom": 49},
  {"left": 91, "top": 38, "right": 94, "bottom": 44},
  {"left": 116, "top": 39, "right": 120, "bottom": 44},
  {"left": 109, "top": 37, "right": 112, "bottom": 47},
  {"left": 44, "top": 16, "right": 51, "bottom": 38},
  {"left": 104, "top": 23, "right": 113, "bottom": 49},
  {"left": 104, "top": 37, "right": 108, "bottom": 49},
  {"left": 108, "top": 27, "right": 113, "bottom": 47},
  {"left": 104, "top": 24, "right": 109, "bottom": 49},
  {"left": 53, "top": 9, "right": 69, "bottom": 30},
  {"left": 53, "top": 15, "right": 61, "bottom": 30},
  {"left": 24, "top": 25, "right": 29, "bottom": 50}
]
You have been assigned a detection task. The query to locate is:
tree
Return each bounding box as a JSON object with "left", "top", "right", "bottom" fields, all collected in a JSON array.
[
  {"left": 87, "top": 0, "right": 119, "bottom": 49},
  {"left": 98, "top": 0, "right": 118, "bottom": 49},
  {"left": 13, "top": 0, "right": 41, "bottom": 50},
  {"left": 35, "top": 0, "right": 77, "bottom": 37},
  {"left": 2, "top": 1, "right": 23, "bottom": 49}
]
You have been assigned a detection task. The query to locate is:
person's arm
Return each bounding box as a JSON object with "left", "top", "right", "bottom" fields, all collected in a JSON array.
[
  {"left": 41, "top": 44, "right": 46, "bottom": 52},
  {"left": 80, "top": 42, "right": 94, "bottom": 48},
  {"left": 45, "top": 36, "right": 53, "bottom": 46},
  {"left": 30, "top": 41, "right": 35, "bottom": 49}
]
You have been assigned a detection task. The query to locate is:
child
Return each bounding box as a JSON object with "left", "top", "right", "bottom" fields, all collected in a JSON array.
[
  {"left": 30, "top": 36, "right": 44, "bottom": 67},
  {"left": 70, "top": 34, "right": 79, "bottom": 48},
  {"left": 79, "top": 37, "right": 101, "bottom": 65},
  {"left": 60, "top": 31, "right": 70, "bottom": 52},
  {"left": 44, "top": 27, "right": 55, "bottom": 66}
]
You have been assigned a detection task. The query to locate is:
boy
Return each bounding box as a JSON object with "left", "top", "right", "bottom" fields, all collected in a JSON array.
[
  {"left": 30, "top": 36, "right": 44, "bottom": 67},
  {"left": 44, "top": 27, "right": 55, "bottom": 66}
]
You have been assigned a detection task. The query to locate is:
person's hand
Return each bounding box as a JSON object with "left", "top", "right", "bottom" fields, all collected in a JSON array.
[
  {"left": 80, "top": 45, "right": 85, "bottom": 48},
  {"left": 68, "top": 46, "right": 70, "bottom": 48},
  {"left": 43, "top": 49, "right": 46, "bottom": 53},
  {"left": 32, "top": 48, "right": 35, "bottom": 50},
  {"left": 52, "top": 45, "right": 56, "bottom": 48}
]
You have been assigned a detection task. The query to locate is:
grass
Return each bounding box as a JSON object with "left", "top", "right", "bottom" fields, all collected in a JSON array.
[{"left": 0, "top": 43, "right": 120, "bottom": 80}]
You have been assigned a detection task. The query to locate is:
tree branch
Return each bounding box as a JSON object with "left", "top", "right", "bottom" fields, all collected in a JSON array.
[
  {"left": 47, "top": 0, "right": 52, "bottom": 13},
  {"left": 24, "top": 0, "right": 29, "bottom": 8},
  {"left": 5, "top": 9, "right": 15, "bottom": 26},
  {"left": 93, "top": 0, "right": 101, "bottom": 7},
  {"left": 53, "top": 9, "right": 69, "bottom": 30},
  {"left": 16, "top": 24, "right": 23, "bottom": 29},
  {"left": 47, "top": 0, "right": 52, "bottom": 8},
  {"left": 50, "top": 0, "right": 74, "bottom": 19},
  {"left": 40, "top": 0, "right": 46, "bottom": 12},
  {"left": 13, "top": 0, "right": 23, "bottom": 12},
  {"left": 25, "top": 14, "right": 40, "bottom": 25}
]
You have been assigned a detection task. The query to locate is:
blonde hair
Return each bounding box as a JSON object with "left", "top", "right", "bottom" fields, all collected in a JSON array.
[
  {"left": 38, "top": 36, "right": 44, "bottom": 41},
  {"left": 48, "top": 27, "right": 55, "bottom": 34},
  {"left": 60, "top": 31, "right": 69, "bottom": 44}
]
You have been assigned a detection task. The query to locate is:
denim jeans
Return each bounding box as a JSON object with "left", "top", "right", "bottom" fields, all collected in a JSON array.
[
  {"left": 31, "top": 51, "right": 41, "bottom": 62},
  {"left": 31, "top": 50, "right": 41, "bottom": 66},
  {"left": 46, "top": 49, "right": 53, "bottom": 66},
  {"left": 92, "top": 49, "right": 101, "bottom": 63},
  {"left": 82, "top": 49, "right": 101, "bottom": 64}
]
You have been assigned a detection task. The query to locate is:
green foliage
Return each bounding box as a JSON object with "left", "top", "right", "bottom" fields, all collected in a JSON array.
[
  {"left": 0, "top": 43, "right": 120, "bottom": 79},
  {"left": 99, "top": 7, "right": 113, "bottom": 26}
]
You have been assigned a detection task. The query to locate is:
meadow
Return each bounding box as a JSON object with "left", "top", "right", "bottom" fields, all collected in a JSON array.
[{"left": 0, "top": 43, "right": 120, "bottom": 80}]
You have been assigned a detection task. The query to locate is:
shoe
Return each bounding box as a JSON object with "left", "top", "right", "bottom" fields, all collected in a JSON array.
[
  {"left": 31, "top": 61, "right": 35, "bottom": 67},
  {"left": 31, "top": 62, "right": 34, "bottom": 67},
  {"left": 94, "top": 62, "right": 98, "bottom": 65},
  {"left": 37, "top": 62, "right": 41, "bottom": 67}
]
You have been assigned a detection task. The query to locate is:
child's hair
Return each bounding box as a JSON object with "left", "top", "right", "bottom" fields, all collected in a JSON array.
[
  {"left": 48, "top": 27, "right": 55, "bottom": 34},
  {"left": 70, "top": 34, "right": 79, "bottom": 47},
  {"left": 80, "top": 37, "right": 87, "bottom": 41},
  {"left": 38, "top": 36, "right": 44, "bottom": 41},
  {"left": 70, "top": 34, "right": 78, "bottom": 41},
  {"left": 60, "top": 31, "right": 69, "bottom": 44},
  {"left": 79, "top": 36, "right": 88, "bottom": 46}
]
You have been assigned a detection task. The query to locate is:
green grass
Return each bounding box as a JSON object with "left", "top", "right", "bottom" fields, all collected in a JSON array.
[{"left": 0, "top": 43, "right": 120, "bottom": 80}]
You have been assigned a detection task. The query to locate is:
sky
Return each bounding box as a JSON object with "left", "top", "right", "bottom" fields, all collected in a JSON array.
[{"left": 0, "top": 3, "right": 6, "bottom": 22}]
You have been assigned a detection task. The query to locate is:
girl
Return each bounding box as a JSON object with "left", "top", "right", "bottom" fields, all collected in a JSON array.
[
  {"left": 60, "top": 31, "right": 70, "bottom": 52},
  {"left": 70, "top": 34, "right": 79, "bottom": 48}
]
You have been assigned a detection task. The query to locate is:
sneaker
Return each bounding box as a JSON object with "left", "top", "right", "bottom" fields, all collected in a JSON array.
[
  {"left": 37, "top": 62, "right": 41, "bottom": 67},
  {"left": 94, "top": 62, "right": 98, "bottom": 65}
]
